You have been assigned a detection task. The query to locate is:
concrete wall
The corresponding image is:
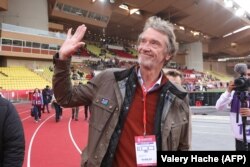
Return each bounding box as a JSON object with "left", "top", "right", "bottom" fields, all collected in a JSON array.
[
  {"left": 0, "top": 0, "right": 48, "bottom": 30},
  {"left": 183, "top": 41, "right": 203, "bottom": 72},
  {"left": 203, "top": 61, "right": 228, "bottom": 74}
]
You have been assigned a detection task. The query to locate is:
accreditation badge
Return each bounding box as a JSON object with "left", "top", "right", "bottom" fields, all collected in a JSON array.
[{"left": 135, "top": 135, "right": 157, "bottom": 166}]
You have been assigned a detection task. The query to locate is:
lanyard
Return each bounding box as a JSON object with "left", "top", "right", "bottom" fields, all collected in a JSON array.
[
  {"left": 141, "top": 82, "right": 157, "bottom": 136},
  {"left": 142, "top": 87, "right": 147, "bottom": 136}
]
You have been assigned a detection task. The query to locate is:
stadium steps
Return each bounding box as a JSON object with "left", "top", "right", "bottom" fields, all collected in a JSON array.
[
  {"left": 0, "top": 66, "right": 51, "bottom": 90},
  {"left": 33, "top": 67, "right": 53, "bottom": 83},
  {"left": 205, "top": 70, "right": 232, "bottom": 82},
  {"left": 86, "top": 44, "right": 102, "bottom": 57}
]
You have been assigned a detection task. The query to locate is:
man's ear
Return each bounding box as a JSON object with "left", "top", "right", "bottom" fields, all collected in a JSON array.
[{"left": 165, "top": 54, "right": 172, "bottom": 62}]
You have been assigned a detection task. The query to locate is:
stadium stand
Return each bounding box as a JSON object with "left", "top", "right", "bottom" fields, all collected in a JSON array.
[
  {"left": 0, "top": 66, "right": 51, "bottom": 90},
  {"left": 110, "top": 49, "right": 136, "bottom": 59},
  {"left": 86, "top": 44, "right": 102, "bottom": 57},
  {"left": 34, "top": 67, "right": 54, "bottom": 82}
]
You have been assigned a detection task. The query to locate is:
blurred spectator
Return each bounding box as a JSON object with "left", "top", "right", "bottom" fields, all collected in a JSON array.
[
  {"left": 51, "top": 94, "right": 63, "bottom": 122},
  {"left": 72, "top": 82, "right": 80, "bottom": 121},
  {"left": 84, "top": 105, "right": 89, "bottom": 121},
  {"left": 72, "top": 70, "right": 80, "bottom": 80},
  {"left": 72, "top": 106, "right": 79, "bottom": 121},
  {"left": 0, "top": 96, "right": 25, "bottom": 166},
  {"left": 42, "top": 85, "right": 53, "bottom": 113},
  {"left": 31, "top": 88, "right": 43, "bottom": 123},
  {"left": 165, "top": 69, "right": 182, "bottom": 85}
]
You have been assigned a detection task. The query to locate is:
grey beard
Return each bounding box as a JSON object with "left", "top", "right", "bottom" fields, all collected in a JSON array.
[{"left": 138, "top": 57, "right": 154, "bottom": 70}]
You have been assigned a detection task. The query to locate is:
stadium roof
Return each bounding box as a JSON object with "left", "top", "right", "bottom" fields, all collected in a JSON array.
[{"left": 47, "top": 0, "right": 250, "bottom": 59}]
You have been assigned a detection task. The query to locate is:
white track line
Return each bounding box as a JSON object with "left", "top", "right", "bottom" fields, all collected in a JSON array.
[
  {"left": 22, "top": 116, "right": 31, "bottom": 121},
  {"left": 192, "top": 130, "right": 232, "bottom": 136},
  {"left": 27, "top": 114, "right": 55, "bottom": 167},
  {"left": 68, "top": 118, "right": 82, "bottom": 154},
  {"left": 20, "top": 109, "right": 32, "bottom": 122},
  {"left": 68, "top": 109, "right": 84, "bottom": 154},
  {"left": 19, "top": 110, "right": 30, "bottom": 114}
]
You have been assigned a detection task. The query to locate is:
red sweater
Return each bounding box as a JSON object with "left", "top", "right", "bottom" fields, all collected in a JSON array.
[
  {"left": 32, "top": 93, "right": 43, "bottom": 106},
  {"left": 113, "top": 77, "right": 167, "bottom": 167}
]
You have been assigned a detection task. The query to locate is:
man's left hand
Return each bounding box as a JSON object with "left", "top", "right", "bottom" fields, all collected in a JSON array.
[{"left": 239, "top": 108, "right": 250, "bottom": 117}]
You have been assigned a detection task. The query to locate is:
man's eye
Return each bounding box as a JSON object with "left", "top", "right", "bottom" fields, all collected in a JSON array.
[
  {"left": 151, "top": 41, "right": 159, "bottom": 46},
  {"left": 140, "top": 39, "right": 146, "bottom": 43}
]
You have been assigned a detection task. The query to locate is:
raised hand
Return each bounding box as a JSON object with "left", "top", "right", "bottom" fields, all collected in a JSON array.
[{"left": 59, "top": 24, "right": 87, "bottom": 60}]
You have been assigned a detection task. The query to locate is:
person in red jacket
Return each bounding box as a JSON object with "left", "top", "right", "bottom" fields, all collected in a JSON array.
[{"left": 32, "top": 88, "right": 43, "bottom": 123}]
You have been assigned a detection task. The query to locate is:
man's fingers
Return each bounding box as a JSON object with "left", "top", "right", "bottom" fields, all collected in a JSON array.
[
  {"left": 73, "top": 24, "right": 87, "bottom": 41},
  {"left": 59, "top": 25, "right": 86, "bottom": 59},
  {"left": 66, "top": 28, "right": 73, "bottom": 40},
  {"left": 76, "top": 42, "right": 85, "bottom": 49},
  {"left": 239, "top": 108, "right": 249, "bottom": 117},
  {"left": 241, "top": 113, "right": 247, "bottom": 117}
]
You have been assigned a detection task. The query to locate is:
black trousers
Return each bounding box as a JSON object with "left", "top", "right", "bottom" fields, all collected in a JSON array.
[
  {"left": 34, "top": 105, "right": 41, "bottom": 121},
  {"left": 84, "top": 105, "right": 89, "bottom": 119},
  {"left": 235, "top": 139, "right": 250, "bottom": 151},
  {"left": 54, "top": 103, "right": 62, "bottom": 121}
]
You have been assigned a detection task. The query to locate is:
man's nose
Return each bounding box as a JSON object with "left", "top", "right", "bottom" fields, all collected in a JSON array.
[{"left": 139, "top": 42, "right": 151, "bottom": 51}]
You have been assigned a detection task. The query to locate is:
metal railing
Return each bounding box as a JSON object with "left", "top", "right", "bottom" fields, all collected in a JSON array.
[{"left": 0, "top": 90, "right": 32, "bottom": 102}]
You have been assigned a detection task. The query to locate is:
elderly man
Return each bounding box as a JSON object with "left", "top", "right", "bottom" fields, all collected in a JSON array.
[{"left": 53, "top": 16, "right": 191, "bottom": 167}]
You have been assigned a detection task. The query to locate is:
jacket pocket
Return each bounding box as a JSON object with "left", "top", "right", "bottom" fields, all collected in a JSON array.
[
  {"left": 89, "top": 96, "right": 116, "bottom": 132},
  {"left": 170, "top": 117, "right": 188, "bottom": 150}
]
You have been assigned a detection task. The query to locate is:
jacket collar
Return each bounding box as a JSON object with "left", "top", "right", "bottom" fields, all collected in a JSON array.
[
  {"left": 167, "top": 81, "right": 187, "bottom": 100},
  {"left": 137, "top": 68, "right": 164, "bottom": 92},
  {"left": 114, "top": 66, "right": 187, "bottom": 99},
  {"left": 114, "top": 66, "right": 137, "bottom": 81}
]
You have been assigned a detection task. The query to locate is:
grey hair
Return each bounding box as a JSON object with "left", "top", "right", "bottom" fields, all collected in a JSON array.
[{"left": 138, "top": 16, "right": 178, "bottom": 57}]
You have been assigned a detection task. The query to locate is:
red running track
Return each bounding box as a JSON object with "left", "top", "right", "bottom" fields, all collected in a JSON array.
[{"left": 15, "top": 102, "right": 89, "bottom": 167}]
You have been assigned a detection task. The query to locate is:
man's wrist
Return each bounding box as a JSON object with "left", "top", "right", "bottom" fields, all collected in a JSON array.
[
  {"left": 58, "top": 51, "right": 67, "bottom": 60},
  {"left": 53, "top": 53, "right": 60, "bottom": 64},
  {"left": 53, "top": 52, "right": 71, "bottom": 66}
]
